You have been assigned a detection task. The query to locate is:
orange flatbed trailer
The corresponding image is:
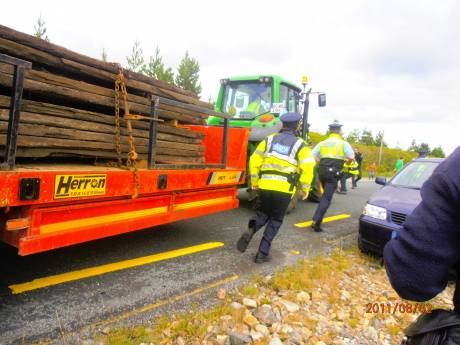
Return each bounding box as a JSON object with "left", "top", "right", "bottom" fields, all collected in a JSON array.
[
  {"left": 0, "top": 125, "right": 248, "bottom": 255},
  {"left": 0, "top": 52, "right": 248, "bottom": 255}
]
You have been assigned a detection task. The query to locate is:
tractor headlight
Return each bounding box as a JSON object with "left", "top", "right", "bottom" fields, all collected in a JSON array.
[{"left": 363, "top": 203, "right": 387, "bottom": 221}]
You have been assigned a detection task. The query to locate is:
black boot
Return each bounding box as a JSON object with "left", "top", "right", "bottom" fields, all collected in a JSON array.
[
  {"left": 237, "top": 222, "right": 256, "bottom": 253},
  {"left": 311, "top": 221, "right": 324, "bottom": 233},
  {"left": 254, "top": 252, "right": 271, "bottom": 264}
]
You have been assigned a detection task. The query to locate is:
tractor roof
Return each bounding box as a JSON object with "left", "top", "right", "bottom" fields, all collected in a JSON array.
[{"left": 226, "top": 75, "right": 300, "bottom": 91}]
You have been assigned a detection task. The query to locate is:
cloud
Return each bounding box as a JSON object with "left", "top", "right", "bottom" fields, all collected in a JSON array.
[{"left": 0, "top": 0, "right": 459, "bottom": 154}]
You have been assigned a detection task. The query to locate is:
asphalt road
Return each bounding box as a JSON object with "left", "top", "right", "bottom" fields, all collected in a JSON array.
[{"left": 0, "top": 180, "right": 380, "bottom": 345}]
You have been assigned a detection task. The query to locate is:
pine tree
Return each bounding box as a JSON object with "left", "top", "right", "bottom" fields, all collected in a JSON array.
[
  {"left": 126, "top": 41, "right": 145, "bottom": 73},
  {"left": 374, "top": 131, "right": 387, "bottom": 147},
  {"left": 101, "top": 48, "right": 108, "bottom": 62},
  {"left": 346, "top": 129, "right": 360, "bottom": 144},
  {"left": 430, "top": 146, "right": 445, "bottom": 158},
  {"left": 408, "top": 139, "right": 418, "bottom": 151},
  {"left": 175, "top": 51, "right": 202, "bottom": 96},
  {"left": 360, "top": 129, "right": 375, "bottom": 146},
  {"left": 34, "top": 14, "right": 49, "bottom": 41},
  {"left": 418, "top": 142, "right": 431, "bottom": 153},
  {"left": 144, "top": 47, "right": 174, "bottom": 84}
]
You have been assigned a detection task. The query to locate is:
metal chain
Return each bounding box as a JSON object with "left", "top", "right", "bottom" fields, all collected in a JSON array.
[
  {"left": 114, "top": 74, "right": 123, "bottom": 167},
  {"left": 114, "top": 66, "right": 139, "bottom": 198}
]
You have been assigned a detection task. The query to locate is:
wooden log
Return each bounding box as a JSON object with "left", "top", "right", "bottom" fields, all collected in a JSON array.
[
  {"left": 0, "top": 95, "right": 204, "bottom": 140},
  {"left": 0, "top": 35, "right": 214, "bottom": 110},
  {"left": 0, "top": 121, "right": 204, "bottom": 156},
  {"left": 0, "top": 62, "right": 208, "bottom": 120},
  {"left": 0, "top": 109, "right": 202, "bottom": 145},
  {"left": 0, "top": 69, "right": 204, "bottom": 125},
  {"left": 0, "top": 134, "right": 204, "bottom": 160},
  {"left": 0, "top": 24, "right": 200, "bottom": 99},
  {"left": 10, "top": 147, "right": 205, "bottom": 163}
]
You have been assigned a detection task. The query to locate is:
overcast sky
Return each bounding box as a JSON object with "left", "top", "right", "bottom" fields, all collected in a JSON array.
[{"left": 1, "top": 0, "right": 459, "bottom": 154}]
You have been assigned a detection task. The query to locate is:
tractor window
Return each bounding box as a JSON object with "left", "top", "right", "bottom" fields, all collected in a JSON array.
[
  {"left": 279, "top": 84, "right": 300, "bottom": 114},
  {"left": 222, "top": 81, "right": 272, "bottom": 119}
]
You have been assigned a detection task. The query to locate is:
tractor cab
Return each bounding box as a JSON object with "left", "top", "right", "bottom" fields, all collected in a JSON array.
[{"left": 207, "top": 75, "right": 302, "bottom": 143}]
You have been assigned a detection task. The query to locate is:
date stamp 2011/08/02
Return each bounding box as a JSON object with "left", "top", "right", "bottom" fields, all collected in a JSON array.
[{"left": 366, "top": 302, "right": 433, "bottom": 314}]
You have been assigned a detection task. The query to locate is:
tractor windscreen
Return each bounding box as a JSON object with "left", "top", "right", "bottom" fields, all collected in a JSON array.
[{"left": 222, "top": 81, "right": 272, "bottom": 119}]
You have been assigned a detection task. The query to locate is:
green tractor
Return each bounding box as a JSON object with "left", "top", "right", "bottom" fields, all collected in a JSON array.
[{"left": 207, "top": 75, "right": 326, "bottom": 210}]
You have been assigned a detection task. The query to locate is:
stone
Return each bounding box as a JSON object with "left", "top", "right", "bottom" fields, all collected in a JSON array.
[
  {"left": 243, "top": 314, "right": 259, "bottom": 327},
  {"left": 367, "top": 326, "right": 378, "bottom": 341},
  {"left": 216, "top": 335, "right": 228, "bottom": 345},
  {"left": 269, "top": 337, "right": 283, "bottom": 345},
  {"left": 340, "top": 290, "right": 351, "bottom": 301},
  {"left": 296, "top": 291, "right": 311, "bottom": 303},
  {"left": 243, "top": 298, "right": 257, "bottom": 308},
  {"left": 228, "top": 331, "right": 252, "bottom": 345},
  {"left": 311, "top": 289, "right": 322, "bottom": 302},
  {"left": 100, "top": 327, "right": 110, "bottom": 335},
  {"left": 281, "top": 324, "right": 293, "bottom": 334},
  {"left": 279, "top": 299, "right": 300, "bottom": 313},
  {"left": 255, "top": 324, "right": 270, "bottom": 336},
  {"left": 221, "top": 315, "right": 233, "bottom": 322},
  {"left": 81, "top": 340, "right": 94, "bottom": 345},
  {"left": 250, "top": 330, "right": 264, "bottom": 341},
  {"left": 289, "top": 331, "right": 303, "bottom": 345},
  {"left": 254, "top": 305, "right": 277, "bottom": 325},
  {"left": 270, "top": 322, "right": 282, "bottom": 333},
  {"left": 231, "top": 302, "right": 243, "bottom": 310},
  {"left": 217, "top": 288, "right": 227, "bottom": 300}
]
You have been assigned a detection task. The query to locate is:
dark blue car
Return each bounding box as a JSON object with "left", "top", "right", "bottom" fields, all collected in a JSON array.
[{"left": 358, "top": 158, "right": 443, "bottom": 255}]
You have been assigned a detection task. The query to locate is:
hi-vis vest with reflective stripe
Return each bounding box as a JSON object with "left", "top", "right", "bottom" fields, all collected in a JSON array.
[
  {"left": 246, "top": 101, "right": 261, "bottom": 114},
  {"left": 249, "top": 130, "right": 315, "bottom": 195},
  {"left": 318, "top": 133, "right": 347, "bottom": 160},
  {"left": 343, "top": 160, "right": 359, "bottom": 175}
]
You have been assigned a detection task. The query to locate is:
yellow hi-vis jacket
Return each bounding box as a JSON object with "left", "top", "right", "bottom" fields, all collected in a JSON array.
[
  {"left": 343, "top": 160, "right": 359, "bottom": 175},
  {"left": 249, "top": 133, "right": 315, "bottom": 195},
  {"left": 246, "top": 101, "right": 261, "bottom": 114},
  {"left": 317, "top": 133, "right": 347, "bottom": 160}
]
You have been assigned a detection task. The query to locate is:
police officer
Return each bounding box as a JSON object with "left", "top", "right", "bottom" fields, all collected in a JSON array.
[
  {"left": 384, "top": 148, "right": 460, "bottom": 341},
  {"left": 310, "top": 121, "right": 354, "bottom": 232},
  {"left": 237, "top": 112, "right": 315, "bottom": 263},
  {"left": 338, "top": 159, "right": 359, "bottom": 194}
]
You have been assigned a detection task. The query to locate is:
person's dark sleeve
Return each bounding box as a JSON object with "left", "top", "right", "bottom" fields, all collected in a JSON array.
[{"left": 384, "top": 158, "right": 460, "bottom": 301}]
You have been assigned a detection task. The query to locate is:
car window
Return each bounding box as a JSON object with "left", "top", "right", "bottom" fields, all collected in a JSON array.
[{"left": 390, "top": 161, "right": 439, "bottom": 189}]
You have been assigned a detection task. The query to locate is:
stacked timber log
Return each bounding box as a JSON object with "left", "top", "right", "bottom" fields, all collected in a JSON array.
[{"left": 0, "top": 25, "right": 219, "bottom": 164}]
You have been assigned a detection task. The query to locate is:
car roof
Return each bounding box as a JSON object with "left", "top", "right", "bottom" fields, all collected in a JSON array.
[{"left": 412, "top": 157, "right": 444, "bottom": 163}]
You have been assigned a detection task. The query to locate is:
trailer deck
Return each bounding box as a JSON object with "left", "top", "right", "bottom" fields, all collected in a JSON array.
[{"left": 0, "top": 126, "right": 248, "bottom": 255}]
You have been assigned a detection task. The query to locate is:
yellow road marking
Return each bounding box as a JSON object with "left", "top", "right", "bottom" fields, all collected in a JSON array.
[
  {"left": 174, "top": 196, "right": 233, "bottom": 211},
  {"left": 40, "top": 206, "right": 168, "bottom": 234},
  {"left": 9, "top": 242, "right": 224, "bottom": 294},
  {"left": 88, "top": 274, "right": 239, "bottom": 328},
  {"left": 31, "top": 274, "right": 240, "bottom": 345},
  {"left": 294, "top": 213, "right": 351, "bottom": 228}
]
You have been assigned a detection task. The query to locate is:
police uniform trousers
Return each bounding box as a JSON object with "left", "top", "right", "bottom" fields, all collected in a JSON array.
[
  {"left": 312, "top": 168, "right": 340, "bottom": 225},
  {"left": 249, "top": 189, "right": 292, "bottom": 255},
  {"left": 340, "top": 172, "right": 351, "bottom": 192}
]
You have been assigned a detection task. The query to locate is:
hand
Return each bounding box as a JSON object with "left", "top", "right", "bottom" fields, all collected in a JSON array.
[{"left": 300, "top": 191, "right": 309, "bottom": 200}]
